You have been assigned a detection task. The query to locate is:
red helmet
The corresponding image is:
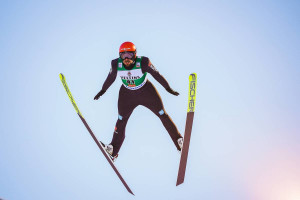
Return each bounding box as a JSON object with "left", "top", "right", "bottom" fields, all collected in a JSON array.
[
  {"left": 119, "top": 41, "right": 136, "bottom": 53},
  {"left": 119, "top": 42, "right": 137, "bottom": 60}
]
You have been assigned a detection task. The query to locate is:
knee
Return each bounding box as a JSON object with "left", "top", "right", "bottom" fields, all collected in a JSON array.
[
  {"left": 158, "top": 109, "right": 169, "bottom": 119},
  {"left": 116, "top": 114, "right": 129, "bottom": 128},
  {"left": 118, "top": 114, "right": 130, "bottom": 122}
]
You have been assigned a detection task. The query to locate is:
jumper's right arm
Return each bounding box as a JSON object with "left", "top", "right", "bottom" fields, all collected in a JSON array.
[{"left": 94, "top": 60, "right": 118, "bottom": 100}]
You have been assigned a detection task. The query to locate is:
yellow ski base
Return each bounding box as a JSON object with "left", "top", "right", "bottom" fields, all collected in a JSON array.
[
  {"left": 59, "top": 73, "right": 83, "bottom": 118},
  {"left": 187, "top": 73, "right": 197, "bottom": 112}
]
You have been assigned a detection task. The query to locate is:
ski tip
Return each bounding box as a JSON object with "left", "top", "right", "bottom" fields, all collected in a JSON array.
[
  {"left": 59, "top": 73, "right": 64, "bottom": 80},
  {"left": 190, "top": 73, "right": 197, "bottom": 78}
]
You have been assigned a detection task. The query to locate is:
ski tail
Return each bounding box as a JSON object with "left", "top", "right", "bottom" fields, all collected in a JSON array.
[
  {"left": 59, "top": 73, "right": 134, "bottom": 195},
  {"left": 176, "top": 73, "right": 197, "bottom": 186}
]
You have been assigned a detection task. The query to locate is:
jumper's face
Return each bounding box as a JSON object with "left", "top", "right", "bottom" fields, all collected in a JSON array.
[{"left": 123, "top": 58, "right": 134, "bottom": 66}]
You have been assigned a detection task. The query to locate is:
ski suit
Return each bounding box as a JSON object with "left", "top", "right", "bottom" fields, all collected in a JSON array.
[{"left": 100, "top": 56, "right": 182, "bottom": 156}]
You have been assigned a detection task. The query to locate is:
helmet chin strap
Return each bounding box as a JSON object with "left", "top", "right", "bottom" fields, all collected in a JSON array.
[{"left": 123, "top": 59, "right": 135, "bottom": 69}]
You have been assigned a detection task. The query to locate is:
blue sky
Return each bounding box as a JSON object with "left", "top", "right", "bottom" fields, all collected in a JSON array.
[{"left": 0, "top": 1, "right": 299, "bottom": 200}]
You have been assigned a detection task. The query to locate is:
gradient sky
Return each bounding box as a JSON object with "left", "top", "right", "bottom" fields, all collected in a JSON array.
[{"left": 0, "top": 1, "right": 299, "bottom": 200}]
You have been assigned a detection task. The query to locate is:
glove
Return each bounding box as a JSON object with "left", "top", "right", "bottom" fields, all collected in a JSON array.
[
  {"left": 166, "top": 87, "right": 179, "bottom": 96},
  {"left": 94, "top": 90, "right": 106, "bottom": 100}
]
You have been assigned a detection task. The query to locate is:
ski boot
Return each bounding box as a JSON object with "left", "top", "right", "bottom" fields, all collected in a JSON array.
[
  {"left": 177, "top": 138, "right": 184, "bottom": 154},
  {"left": 100, "top": 141, "right": 118, "bottom": 162}
]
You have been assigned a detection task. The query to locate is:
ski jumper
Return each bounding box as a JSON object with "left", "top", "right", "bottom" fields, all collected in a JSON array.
[{"left": 101, "top": 56, "right": 182, "bottom": 156}]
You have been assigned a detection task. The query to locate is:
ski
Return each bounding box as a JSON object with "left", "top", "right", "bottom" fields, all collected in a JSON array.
[
  {"left": 59, "top": 73, "right": 134, "bottom": 195},
  {"left": 176, "top": 73, "right": 197, "bottom": 186}
]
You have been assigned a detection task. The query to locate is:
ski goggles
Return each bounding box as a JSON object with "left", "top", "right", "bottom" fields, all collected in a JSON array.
[{"left": 120, "top": 51, "right": 135, "bottom": 60}]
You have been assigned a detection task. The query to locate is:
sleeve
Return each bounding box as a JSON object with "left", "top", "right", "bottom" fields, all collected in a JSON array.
[
  {"left": 101, "top": 59, "right": 118, "bottom": 91},
  {"left": 141, "top": 57, "right": 171, "bottom": 89}
]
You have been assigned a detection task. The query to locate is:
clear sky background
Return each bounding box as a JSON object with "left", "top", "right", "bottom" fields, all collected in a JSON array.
[{"left": 0, "top": 0, "right": 299, "bottom": 200}]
